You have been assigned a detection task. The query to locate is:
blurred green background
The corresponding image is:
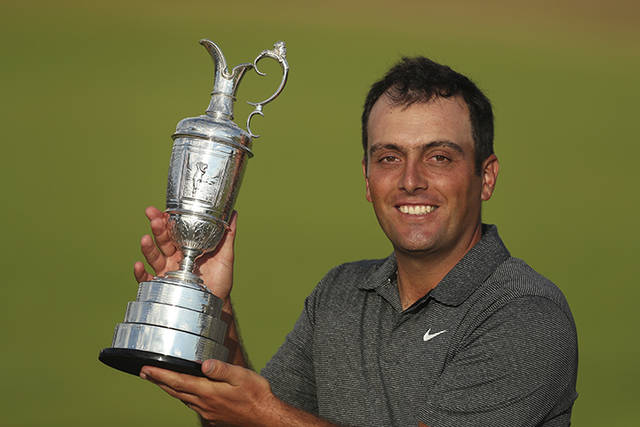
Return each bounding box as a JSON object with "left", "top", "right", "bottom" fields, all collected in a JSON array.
[{"left": 2, "top": 0, "right": 638, "bottom": 425}]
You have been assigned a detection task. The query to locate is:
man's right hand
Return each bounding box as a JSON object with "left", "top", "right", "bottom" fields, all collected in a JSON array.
[{"left": 133, "top": 206, "right": 238, "bottom": 305}]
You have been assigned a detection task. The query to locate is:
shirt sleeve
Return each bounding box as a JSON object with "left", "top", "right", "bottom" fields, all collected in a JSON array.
[
  {"left": 418, "top": 296, "right": 578, "bottom": 427},
  {"left": 261, "top": 287, "right": 319, "bottom": 415}
]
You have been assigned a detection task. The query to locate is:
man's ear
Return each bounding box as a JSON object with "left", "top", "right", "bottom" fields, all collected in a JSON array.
[
  {"left": 481, "top": 154, "right": 499, "bottom": 201},
  {"left": 362, "top": 158, "right": 372, "bottom": 203}
]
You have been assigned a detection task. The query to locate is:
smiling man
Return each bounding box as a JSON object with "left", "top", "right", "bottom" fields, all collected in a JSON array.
[
  {"left": 135, "top": 57, "right": 578, "bottom": 426},
  {"left": 364, "top": 90, "right": 497, "bottom": 308}
]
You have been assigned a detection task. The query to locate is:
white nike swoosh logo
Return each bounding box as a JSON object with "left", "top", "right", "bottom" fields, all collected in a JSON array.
[{"left": 423, "top": 328, "right": 447, "bottom": 342}]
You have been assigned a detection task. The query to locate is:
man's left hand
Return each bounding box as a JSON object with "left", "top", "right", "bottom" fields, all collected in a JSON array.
[{"left": 140, "top": 360, "right": 278, "bottom": 426}]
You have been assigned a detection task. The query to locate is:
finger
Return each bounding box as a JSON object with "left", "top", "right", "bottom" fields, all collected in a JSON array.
[
  {"left": 209, "top": 211, "right": 238, "bottom": 268},
  {"left": 201, "top": 359, "right": 243, "bottom": 386},
  {"left": 144, "top": 206, "right": 164, "bottom": 221},
  {"left": 150, "top": 217, "right": 177, "bottom": 257},
  {"left": 140, "top": 366, "right": 211, "bottom": 395},
  {"left": 146, "top": 206, "right": 177, "bottom": 257},
  {"left": 133, "top": 261, "right": 153, "bottom": 283},
  {"left": 182, "top": 400, "right": 205, "bottom": 416},
  {"left": 153, "top": 380, "right": 201, "bottom": 405},
  {"left": 146, "top": 378, "right": 207, "bottom": 415},
  {"left": 141, "top": 234, "right": 167, "bottom": 274},
  {"left": 228, "top": 210, "right": 238, "bottom": 233}
]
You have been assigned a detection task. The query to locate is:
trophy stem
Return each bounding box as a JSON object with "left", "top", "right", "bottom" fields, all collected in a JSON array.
[
  {"left": 180, "top": 248, "right": 200, "bottom": 273},
  {"left": 163, "top": 248, "right": 204, "bottom": 286}
]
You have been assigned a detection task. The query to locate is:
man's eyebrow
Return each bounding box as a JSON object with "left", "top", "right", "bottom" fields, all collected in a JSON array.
[
  {"left": 369, "top": 141, "right": 464, "bottom": 154},
  {"left": 369, "top": 143, "right": 402, "bottom": 154},
  {"left": 424, "top": 140, "right": 464, "bottom": 154}
]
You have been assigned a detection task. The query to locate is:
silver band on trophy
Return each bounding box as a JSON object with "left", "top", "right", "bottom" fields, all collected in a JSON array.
[{"left": 99, "top": 39, "right": 289, "bottom": 376}]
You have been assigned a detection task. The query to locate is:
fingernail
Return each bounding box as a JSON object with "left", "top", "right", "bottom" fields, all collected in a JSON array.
[
  {"left": 202, "top": 359, "right": 214, "bottom": 374},
  {"left": 140, "top": 369, "right": 149, "bottom": 380}
]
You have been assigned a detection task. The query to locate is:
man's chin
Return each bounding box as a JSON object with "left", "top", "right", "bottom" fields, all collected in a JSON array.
[{"left": 392, "top": 241, "right": 439, "bottom": 257}]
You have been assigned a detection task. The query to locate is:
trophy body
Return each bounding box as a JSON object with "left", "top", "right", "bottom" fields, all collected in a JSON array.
[{"left": 99, "top": 40, "right": 288, "bottom": 377}]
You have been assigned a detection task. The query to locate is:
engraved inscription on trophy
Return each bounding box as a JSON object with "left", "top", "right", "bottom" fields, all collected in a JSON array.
[
  {"left": 184, "top": 153, "right": 224, "bottom": 201},
  {"left": 191, "top": 161, "right": 208, "bottom": 194}
]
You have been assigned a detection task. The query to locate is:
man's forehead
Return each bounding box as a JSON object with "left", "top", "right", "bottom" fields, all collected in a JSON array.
[
  {"left": 371, "top": 92, "right": 469, "bottom": 116},
  {"left": 366, "top": 94, "right": 473, "bottom": 149}
]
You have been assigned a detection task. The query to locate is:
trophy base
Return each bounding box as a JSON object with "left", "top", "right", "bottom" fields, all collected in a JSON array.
[{"left": 99, "top": 347, "right": 205, "bottom": 377}]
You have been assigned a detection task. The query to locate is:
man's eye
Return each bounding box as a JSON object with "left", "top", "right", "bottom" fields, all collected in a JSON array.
[
  {"left": 432, "top": 154, "right": 450, "bottom": 162},
  {"left": 379, "top": 155, "right": 398, "bottom": 163}
]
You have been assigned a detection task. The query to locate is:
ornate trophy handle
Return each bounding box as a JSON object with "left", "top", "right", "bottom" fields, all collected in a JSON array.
[{"left": 246, "top": 41, "right": 289, "bottom": 138}]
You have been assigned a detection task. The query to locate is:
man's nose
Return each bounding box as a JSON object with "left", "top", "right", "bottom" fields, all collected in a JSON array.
[{"left": 399, "top": 160, "right": 428, "bottom": 193}]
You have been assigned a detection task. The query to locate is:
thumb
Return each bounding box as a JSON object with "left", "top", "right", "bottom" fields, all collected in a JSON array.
[
  {"left": 201, "top": 359, "right": 241, "bottom": 385},
  {"left": 217, "top": 210, "right": 238, "bottom": 262},
  {"left": 200, "top": 211, "right": 237, "bottom": 268}
]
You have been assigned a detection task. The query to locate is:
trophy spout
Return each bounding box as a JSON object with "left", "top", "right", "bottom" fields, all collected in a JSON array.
[
  {"left": 200, "top": 39, "right": 254, "bottom": 120},
  {"left": 199, "top": 39, "right": 228, "bottom": 79}
]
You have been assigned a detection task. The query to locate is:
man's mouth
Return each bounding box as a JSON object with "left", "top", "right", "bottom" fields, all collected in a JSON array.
[{"left": 397, "top": 205, "right": 437, "bottom": 215}]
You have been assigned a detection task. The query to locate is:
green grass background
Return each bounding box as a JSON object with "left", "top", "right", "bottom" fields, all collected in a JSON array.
[{"left": 1, "top": 0, "right": 638, "bottom": 425}]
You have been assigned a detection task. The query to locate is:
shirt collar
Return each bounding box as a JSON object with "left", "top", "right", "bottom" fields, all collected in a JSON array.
[
  {"left": 357, "top": 252, "right": 397, "bottom": 290},
  {"left": 430, "top": 224, "right": 510, "bottom": 306},
  {"left": 357, "top": 224, "right": 510, "bottom": 307}
]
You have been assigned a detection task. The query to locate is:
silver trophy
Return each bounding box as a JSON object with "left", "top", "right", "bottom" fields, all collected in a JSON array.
[{"left": 99, "top": 39, "right": 289, "bottom": 376}]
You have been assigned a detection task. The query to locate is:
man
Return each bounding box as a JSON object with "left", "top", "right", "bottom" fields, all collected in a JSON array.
[{"left": 134, "top": 57, "right": 578, "bottom": 426}]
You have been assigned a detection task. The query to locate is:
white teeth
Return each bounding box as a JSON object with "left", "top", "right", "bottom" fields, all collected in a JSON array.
[{"left": 398, "top": 205, "right": 435, "bottom": 215}]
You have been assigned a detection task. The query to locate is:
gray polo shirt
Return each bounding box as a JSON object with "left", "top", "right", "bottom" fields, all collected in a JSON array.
[{"left": 262, "top": 225, "right": 578, "bottom": 426}]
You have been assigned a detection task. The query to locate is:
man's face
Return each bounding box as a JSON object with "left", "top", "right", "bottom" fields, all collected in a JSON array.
[{"left": 363, "top": 95, "right": 498, "bottom": 257}]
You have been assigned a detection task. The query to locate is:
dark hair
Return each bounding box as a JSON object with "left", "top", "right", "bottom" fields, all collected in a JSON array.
[{"left": 361, "top": 57, "right": 494, "bottom": 174}]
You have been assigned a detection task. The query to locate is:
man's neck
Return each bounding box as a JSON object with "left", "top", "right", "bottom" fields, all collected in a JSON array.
[{"left": 395, "top": 224, "right": 483, "bottom": 310}]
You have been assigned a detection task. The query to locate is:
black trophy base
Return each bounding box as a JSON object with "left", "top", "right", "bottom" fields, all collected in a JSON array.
[{"left": 99, "top": 348, "right": 205, "bottom": 377}]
